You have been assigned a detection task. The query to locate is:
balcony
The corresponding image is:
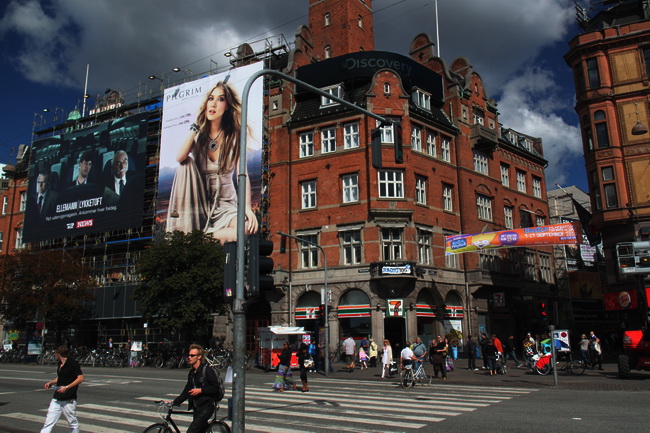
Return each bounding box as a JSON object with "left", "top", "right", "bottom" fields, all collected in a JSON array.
[{"left": 470, "top": 123, "right": 499, "bottom": 151}]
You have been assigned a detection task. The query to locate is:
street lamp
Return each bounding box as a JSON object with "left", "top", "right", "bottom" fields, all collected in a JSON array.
[
  {"left": 42, "top": 107, "right": 65, "bottom": 122},
  {"left": 277, "top": 231, "right": 330, "bottom": 377}
]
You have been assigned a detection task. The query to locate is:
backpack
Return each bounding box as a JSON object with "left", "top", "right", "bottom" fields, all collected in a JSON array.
[{"left": 200, "top": 363, "right": 225, "bottom": 402}]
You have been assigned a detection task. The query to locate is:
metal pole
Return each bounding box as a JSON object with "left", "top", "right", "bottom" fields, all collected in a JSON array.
[
  {"left": 234, "top": 69, "right": 390, "bottom": 433},
  {"left": 277, "top": 231, "right": 329, "bottom": 377},
  {"left": 549, "top": 324, "right": 558, "bottom": 387}
]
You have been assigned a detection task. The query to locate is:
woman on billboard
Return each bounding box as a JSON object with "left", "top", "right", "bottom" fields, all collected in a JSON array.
[{"left": 166, "top": 80, "right": 258, "bottom": 242}]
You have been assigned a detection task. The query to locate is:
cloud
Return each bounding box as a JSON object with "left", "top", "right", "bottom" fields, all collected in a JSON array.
[{"left": 496, "top": 66, "right": 582, "bottom": 187}]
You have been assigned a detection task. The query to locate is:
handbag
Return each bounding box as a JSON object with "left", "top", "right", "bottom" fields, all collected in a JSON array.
[{"left": 304, "top": 358, "right": 314, "bottom": 368}]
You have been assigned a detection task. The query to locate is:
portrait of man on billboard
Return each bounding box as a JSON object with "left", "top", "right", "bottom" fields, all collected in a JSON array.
[{"left": 158, "top": 62, "right": 264, "bottom": 243}]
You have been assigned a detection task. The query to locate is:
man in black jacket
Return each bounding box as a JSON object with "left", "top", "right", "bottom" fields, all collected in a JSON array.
[{"left": 172, "top": 344, "right": 221, "bottom": 433}]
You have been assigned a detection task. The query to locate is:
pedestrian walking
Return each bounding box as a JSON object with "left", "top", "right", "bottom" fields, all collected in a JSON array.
[
  {"left": 40, "top": 345, "right": 85, "bottom": 433},
  {"left": 589, "top": 333, "right": 603, "bottom": 370},
  {"left": 504, "top": 335, "right": 524, "bottom": 367},
  {"left": 359, "top": 347, "right": 369, "bottom": 370},
  {"left": 272, "top": 342, "right": 296, "bottom": 391},
  {"left": 479, "top": 333, "right": 489, "bottom": 370},
  {"left": 466, "top": 336, "right": 478, "bottom": 370},
  {"left": 369, "top": 338, "right": 378, "bottom": 368},
  {"left": 381, "top": 339, "right": 393, "bottom": 378},
  {"left": 579, "top": 334, "right": 590, "bottom": 367},
  {"left": 484, "top": 338, "right": 498, "bottom": 376},
  {"left": 432, "top": 336, "right": 448, "bottom": 380},
  {"left": 342, "top": 335, "right": 356, "bottom": 372},
  {"left": 297, "top": 343, "right": 310, "bottom": 392}
]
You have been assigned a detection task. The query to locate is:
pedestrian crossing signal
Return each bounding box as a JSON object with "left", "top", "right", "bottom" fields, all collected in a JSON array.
[{"left": 539, "top": 302, "right": 548, "bottom": 317}]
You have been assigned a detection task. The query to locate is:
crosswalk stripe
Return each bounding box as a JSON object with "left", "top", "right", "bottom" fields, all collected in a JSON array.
[
  {"left": 0, "top": 412, "right": 131, "bottom": 433},
  {"left": 307, "top": 378, "right": 535, "bottom": 394}
]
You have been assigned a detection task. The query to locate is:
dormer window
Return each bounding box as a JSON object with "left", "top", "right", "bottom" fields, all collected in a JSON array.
[
  {"left": 321, "top": 84, "right": 343, "bottom": 107},
  {"left": 384, "top": 83, "right": 390, "bottom": 94},
  {"left": 412, "top": 89, "right": 431, "bottom": 111}
]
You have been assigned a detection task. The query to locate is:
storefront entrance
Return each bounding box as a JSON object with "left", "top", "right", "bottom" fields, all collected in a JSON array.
[{"left": 384, "top": 317, "right": 405, "bottom": 354}]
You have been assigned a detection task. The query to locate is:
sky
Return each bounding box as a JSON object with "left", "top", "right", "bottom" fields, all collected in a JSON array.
[{"left": 0, "top": 0, "right": 594, "bottom": 191}]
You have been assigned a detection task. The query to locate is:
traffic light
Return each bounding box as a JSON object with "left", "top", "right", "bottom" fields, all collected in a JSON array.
[
  {"left": 246, "top": 234, "right": 275, "bottom": 298},
  {"left": 539, "top": 302, "right": 548, "bottom": 321},
  {"left": 318, "top": 304, "right": 326, "bottom": 324},
  {"left": 280, "top": 234, "right": 287, "bottom": 254},
  {"left": 371, "top": 128, "right": 382, "bottom": 169},
  {"left": 223, "top": 242, "right": 237, "bottom": 300},
  {"left": 394, "top": 123, "right": 403, "bottom": 164}
]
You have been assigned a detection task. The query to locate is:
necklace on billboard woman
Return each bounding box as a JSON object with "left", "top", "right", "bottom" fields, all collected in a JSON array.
[{"left": 208, "top": 130, "right": 223, "bottom": 152}]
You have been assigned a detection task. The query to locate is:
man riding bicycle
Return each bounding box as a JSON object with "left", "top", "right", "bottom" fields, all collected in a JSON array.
[
  {"left": 171, "top": 344, "right": 222, "bottom": 433},
  {"left": 400, "top": 342, "right": 417, "bottom": 370}
]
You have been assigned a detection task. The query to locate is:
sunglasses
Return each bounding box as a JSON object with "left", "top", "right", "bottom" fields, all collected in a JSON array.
[{"left": 187, "top": 354, "right": 199, "bottom": 358}]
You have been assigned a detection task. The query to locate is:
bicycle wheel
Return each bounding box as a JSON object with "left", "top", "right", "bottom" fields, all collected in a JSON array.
[
  {"left": 208, "top": 421, "right": 232, "bottom": 433},
  {"left": 419, "top": 368, "right": 433, "bottom": 386},
  {"left": 399, "top": 370, "right": 414, "bottom": 388},
  {"left": 569, "top": 360, "right": 585, "bottom": 375},
  {"left": 142, "top": 423, "right": 172, "bottom": 433},
  {"left": 535, "top": 363, "right": 552, "bottom": 376}
]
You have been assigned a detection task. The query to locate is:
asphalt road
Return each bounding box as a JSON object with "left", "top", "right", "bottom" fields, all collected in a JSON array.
[{"left": 0, "top": 361, "right": 648, "bottom": 432}]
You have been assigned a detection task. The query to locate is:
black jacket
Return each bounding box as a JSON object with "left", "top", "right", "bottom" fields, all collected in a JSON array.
[{"left": 173, "top": 363, "right": 220, "bottom": 410}]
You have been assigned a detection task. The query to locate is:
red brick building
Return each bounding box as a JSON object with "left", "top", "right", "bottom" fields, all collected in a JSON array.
[{"left": 247, "top": 0, "right": 556, "bottom": 350}]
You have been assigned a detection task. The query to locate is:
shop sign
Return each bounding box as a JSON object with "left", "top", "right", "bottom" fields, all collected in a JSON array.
[{"left": 386, "top": 299, "right": 404, "bottom": 317}]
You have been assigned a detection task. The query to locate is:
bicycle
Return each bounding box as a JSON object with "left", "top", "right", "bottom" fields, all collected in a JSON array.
[
  {"left": 399, "top": 362, "right": 433, "bottom": 388},
  {"left": 533, "top": 352, "right": 585, "bottom": 376},
  {"left": 143, "top": 401, "right": 231, "bottom": 433}
]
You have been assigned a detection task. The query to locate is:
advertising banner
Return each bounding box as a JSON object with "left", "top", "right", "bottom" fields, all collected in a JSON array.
[
  {"left": 24, "top": 112, "right": 149, "bottom": 242},
  {"left": 445, "top": 222, "right": 578, "bottom": 255},
  {"left": 603, "top": 290, "right": 638, "bottom": 310},
  {"left": 156, "top": 62, "right": 264, "bottom": 242}
]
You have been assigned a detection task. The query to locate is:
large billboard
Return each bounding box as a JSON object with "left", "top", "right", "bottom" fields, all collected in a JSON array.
[
  {"left": 156, "top": 62, "right": 264, "bottom": 242},
  {"left": 445, "top": 222, "right": 579, "bottom": 254},
  {"left": 23, "top": 112, "right": 149, "bottom": 242}
]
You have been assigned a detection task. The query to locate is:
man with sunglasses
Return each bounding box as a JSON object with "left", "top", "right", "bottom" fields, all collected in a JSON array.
[{"left": 171, "top": 344, "right": 221, "bottom": 433}]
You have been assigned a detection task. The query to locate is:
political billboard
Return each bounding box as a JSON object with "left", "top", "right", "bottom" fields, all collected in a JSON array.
[
  {"left": 23, "top": 112, "right": 149, "bottom": 242},
  {"left": 156, "top": 62, "right": 264, "bottom": 243}
]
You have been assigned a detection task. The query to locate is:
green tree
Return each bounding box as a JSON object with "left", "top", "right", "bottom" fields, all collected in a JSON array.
[
  {"left": 0, "top": 249, "right": 93, "bottom": 339},
  {"left": 135, "top": 230, "right": 228, "bottom": 337}
]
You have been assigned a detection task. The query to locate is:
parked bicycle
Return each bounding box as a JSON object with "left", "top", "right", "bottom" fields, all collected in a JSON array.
[
  {"left": 535, "top": 351, "right": 585, "bottom": 376},
  {"left": 399, "top": 362, "right": 433, "bottom": 388},
  {"left": 143, "top": 401, "right": 231, "bottom": 433}
]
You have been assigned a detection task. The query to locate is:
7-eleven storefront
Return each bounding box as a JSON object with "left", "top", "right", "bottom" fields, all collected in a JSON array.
[{"left": 415, "top": 289, "right": 465, "bottom": 348}]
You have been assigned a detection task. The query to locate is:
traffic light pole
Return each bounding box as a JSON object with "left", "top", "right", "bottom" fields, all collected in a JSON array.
[
  {"left": 233, "top": 69, "right": 390, "bottom": 433},
  {"left": 277, "top": 231, "right": 329, "bottom": 377}
]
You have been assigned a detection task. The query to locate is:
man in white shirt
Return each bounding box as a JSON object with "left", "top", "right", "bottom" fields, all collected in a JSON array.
[
  {"left": 109, "top": 151, "right": 128, "bottom": 195},
  {"left": 400, "top": 342, "right": 416, "bottom": 370},
  {"left": 342, "top": 336, "right": 356, "bottom": 372}
]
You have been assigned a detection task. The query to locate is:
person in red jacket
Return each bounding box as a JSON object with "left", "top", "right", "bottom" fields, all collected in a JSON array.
[{"left": 492, "top": 334, "right": 504, "bottom": 354}]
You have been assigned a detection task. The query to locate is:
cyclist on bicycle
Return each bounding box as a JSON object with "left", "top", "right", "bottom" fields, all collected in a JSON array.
[
  {"left": 411, "top": 337, "right": 428, "bottom": 374},
  {"left": 399, "top": 342, "right": 416, "bottom": 370},
  {"left": 170, "top": 344, "right": 223, "bottom": 433}
]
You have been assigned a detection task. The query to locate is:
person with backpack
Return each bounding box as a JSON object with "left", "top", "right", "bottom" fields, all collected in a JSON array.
[{"left": 171, "top": 344, "right": 223, "bottom": 433}]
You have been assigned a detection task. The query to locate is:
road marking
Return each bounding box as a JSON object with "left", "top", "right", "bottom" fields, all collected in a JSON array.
[{"left": 0, "top": 413, "right": 131, "bottom": 433}]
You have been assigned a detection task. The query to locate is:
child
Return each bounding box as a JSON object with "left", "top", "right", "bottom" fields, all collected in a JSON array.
[{"left": 359, "top": 348, "right": 368, "bottom": 370}]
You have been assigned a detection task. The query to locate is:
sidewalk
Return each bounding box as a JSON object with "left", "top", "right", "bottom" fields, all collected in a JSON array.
[{"left": 286, "top": 360, "right": 650, "bottom": 391}]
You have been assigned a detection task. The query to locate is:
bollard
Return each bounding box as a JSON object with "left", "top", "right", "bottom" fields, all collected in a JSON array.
[{"left": 228, "top": 397, "right": 233, "bottom": 421}]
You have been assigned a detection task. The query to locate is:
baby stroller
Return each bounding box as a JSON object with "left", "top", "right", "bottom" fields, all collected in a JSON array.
[{"left": 495, "top": 352, "right": 507, "bottom": 375}]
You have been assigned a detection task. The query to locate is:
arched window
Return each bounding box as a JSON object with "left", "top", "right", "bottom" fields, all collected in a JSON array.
[
  {"left": 583, "top": 115, "right": 594, "bottom": 151},
  {"left": 358, "top": 15, "right": 363, "bottom": 28},
  {"left": 324, "top": 12, "right": 330, "bottom": 27},
  {"left": 338, "top": 289, "right": 371, "bottom": 338},
  {"left": 594, "top": 110, "right": 610, "bottom": 148},
  {"left": 384, "top": 82, "right": 390, "bottom": 94},
  {"left": 324, "top": 45, "right": 331, "bottom": 59}
]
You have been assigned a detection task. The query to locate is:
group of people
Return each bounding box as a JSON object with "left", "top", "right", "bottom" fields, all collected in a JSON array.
[
  {"left": 272, "top": 341, "right": 311, "bottom": 393},
  {"left": 342, "top": 335, "right": 379, "bottom": 372},
  {"left": 40, "top": 343, "right": 224, "bottom": 433},
  {"left": 579, "top": 331, "right": 604, "bottom": 370}
]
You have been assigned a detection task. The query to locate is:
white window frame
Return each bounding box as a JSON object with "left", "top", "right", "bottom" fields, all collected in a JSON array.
[
  {"left": 426, "top": 131, "right": 436, "bottom": 157},
  {"left": 440, "top": 137, "right": 451, "bottom": 162},
  {"left": 516, "top": 170, "right": 526, "bottom": 193},
  {"left": 378, "top": 170, "right": 404, "bottom": 198},
  {"left": 417, "top": 229, "right": 432, "bottom": 265},
  {"left": 443, "top": 184, "right": 453, "bottom": 212},
  {"left": 321, "top": 127, "right": 336, "bottom": 154},
  {"left": 299, "top": 233, "right": 319, "bottom": 269},
  {"left": 473, "top": 108, "right": 485, "bottom": 125},
  {"left": 477, "top": 194, "right": 493, "bottom": 221},
  {"left": 342, "top": 173, "right": 359, "bottom": 203},
  {"left": 341, "top": 230, "right": 362, "bottom": 265},
  {"left": 412, "top": 89, "right": 431, "bottom": 111},
  {"left": 411, "top": 124, "right": 422, "bottom": 151},
  {"left": 540, "top": 253, "right": 552, "bottom": 283},
  {"left": 15, "top": 228, "right": 24, "bottom": 250},
  {"left": 383, "top": 83, "right": 390, "bottom": 94},
  {"left": 321, "top": 84, "right": 342, "bottom": 107},
  {"left": 377, "top": 120, "right": 395, "bottom": 143},
  {"left": 324, "top": 45, "right": 331, "bottom": 59},
  {"left": 19, "top": 191, "right": 26, "bottom": 212},
  {"left": 344, "top": 122, "right": 359, "bottom": 149},
  {"left": 301, "top": 180, "right": 317, "bottom": 209},
  {"left": 479, "top": 249, "right": 499, "bottom": 271},
  {"left": 324, "top": 13, "right": 331, "bottom": 26},
  {"left": 536, "top": 215, "right": 545, "bottom": 227},
  {"left": 1, "top": 196, "right": 7, "bottom": 215},
  {"left": 500, "top": 164, "right": 510, "bottom": 187},
  {"left": 473, "top": 150, "right": 489, "bottom": 174},
  {"left": 504, "top": 206, "right": 514, "bottom": 229},
  {"left": 532, "top": 176, "right": 542, "bottom": 198},
  {"left": 415, "top": 175, "right": 427, "bottom": 205},
  {"left": 525, "top": 250, "right": 537, "bottom": 281},
  {"left": 381, "top": 228, "right": 403, "bottom": 261},
  {"left": 299, "top": 131, "right": 314, "bottom": 158},
  {"left": 444, "top": 231, "right": 459, "bottom": 268}
]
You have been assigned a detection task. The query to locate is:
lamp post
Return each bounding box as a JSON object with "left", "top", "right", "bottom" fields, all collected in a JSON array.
[
  {"left": 277, "top": 231, "right": 329, "bottom": 376},
  {"left": 233, "top": 69, "right": 390, "bottom": 433}
]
